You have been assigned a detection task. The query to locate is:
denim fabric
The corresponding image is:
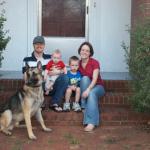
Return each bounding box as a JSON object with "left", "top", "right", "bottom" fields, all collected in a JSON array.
[
  {"left": 49, "top": 74, "right": 69, "bottom": 105},
  {"left": 80, "top": 76, "right": 105, "bottom": 126}
]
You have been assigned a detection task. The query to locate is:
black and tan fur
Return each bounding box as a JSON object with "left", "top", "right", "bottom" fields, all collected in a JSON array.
[{"left": 0, "top": 62, "right": 51, "bottom": 140}]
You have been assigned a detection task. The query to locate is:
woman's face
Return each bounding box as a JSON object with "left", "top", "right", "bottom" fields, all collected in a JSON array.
[{"left": 80, "top": 45, "right": 91, "bottom": 59}]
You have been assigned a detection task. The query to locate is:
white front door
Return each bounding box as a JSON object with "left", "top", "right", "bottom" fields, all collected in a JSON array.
[{"left": 38, "top": 0, "right": 89, "bottom": 64}]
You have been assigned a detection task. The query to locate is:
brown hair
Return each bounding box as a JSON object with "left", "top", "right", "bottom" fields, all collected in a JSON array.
[
  {"left": 78, "top": 41, "right": 94, "bottom": 57},
  {"left": 69, "top": 56, "right": 79, "bottom": 65}
]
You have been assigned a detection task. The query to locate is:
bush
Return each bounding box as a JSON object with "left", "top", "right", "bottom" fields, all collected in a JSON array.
[
  {"left": 122, "top": 18, "right": 150, "bottom": 112},
  {"left": 0, "top": 1, "right": 10, "bottom": 68}
]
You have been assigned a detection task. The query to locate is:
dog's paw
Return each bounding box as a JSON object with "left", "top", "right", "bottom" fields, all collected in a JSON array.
[
  {"left": 43, "top": 127, "right": 52, "bottom": 132},
  {"left": 6, "top": 131, "right": 12, "bottom": 136},
  {"left": 29, "top": 134, "right": 37, "bottom": 140},
  {"left": 3, "top": 130, "right": 12, "bottom": 136},
  {"left": 8, "top": 125, "right": 14, "bottom": 131}
]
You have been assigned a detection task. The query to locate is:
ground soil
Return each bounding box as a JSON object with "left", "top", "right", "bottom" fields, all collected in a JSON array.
[{"left": 0, "top": 125, "right": 150, "bottom": 150}]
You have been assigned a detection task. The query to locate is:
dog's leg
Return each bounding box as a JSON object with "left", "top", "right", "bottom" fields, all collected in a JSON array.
[
  {"left": 23, "top": 103, "right": 37, "bottom": 140},
  {"left": 8, "top": 123, "right": 14, "bottom": 131},
  {"left": 0, "top": 110, "right": 12, "bottom": 135},
  {"left": 35, "top": 108, "right": 52, "bottom": 132}
]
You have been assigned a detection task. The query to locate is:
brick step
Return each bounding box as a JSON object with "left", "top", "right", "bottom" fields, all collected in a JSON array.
[
  {"left": 43, "top": 92, "right": 131, "bottom": 107},
  {"left": 0, "top": 91, "right": 131, "bottom": 106},
  {"left": 0, "top": 79, "right": 131, "bottom": 92},
  {"left": 104, "top": 80, "right": 131, "bottom": 92},
  {"left": 1, "top": 91, "right": 149, "bottom": 126},
  {"left": 100, "top": 105, "right": 149, "bottom": 125},
  {"left": 0, "top": 79, "right": 24, "bottom": 91},
  {"left": 35, "top": 106, "right": 150, "bottom": 126}
]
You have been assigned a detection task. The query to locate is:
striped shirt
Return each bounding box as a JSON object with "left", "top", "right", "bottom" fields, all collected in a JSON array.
[{"left": 22, "top": 52, "right": 51, "bottom": 73}]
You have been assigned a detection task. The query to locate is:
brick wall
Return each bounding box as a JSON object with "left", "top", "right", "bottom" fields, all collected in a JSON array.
[{"left": 132, "top": 0, "right": 150, "bottom": 25}]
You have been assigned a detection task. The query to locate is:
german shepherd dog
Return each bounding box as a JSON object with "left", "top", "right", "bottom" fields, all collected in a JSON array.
[{"left": 0, "top": 62, "right": 51, "bottom": 140}]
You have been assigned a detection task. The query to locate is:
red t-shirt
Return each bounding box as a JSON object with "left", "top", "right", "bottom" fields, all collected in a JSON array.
[
  {"left": 79, "top": 58, "right": 104, "bottom": 86},
  {"left": 46, "top": 60, "right": 65, "bottom": 71}
]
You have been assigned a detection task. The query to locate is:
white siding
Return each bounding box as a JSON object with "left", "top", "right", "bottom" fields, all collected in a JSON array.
[
  {"left": 1, "top": 0, "right": 28, "bottom": 71},
  {"left": 0, "top": 0, "right": 38, "bottom": 71}
]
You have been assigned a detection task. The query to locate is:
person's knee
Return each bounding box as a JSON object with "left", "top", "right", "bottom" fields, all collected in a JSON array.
[{"left": 81, "top": 76, "right": 90, "bottom": 83}]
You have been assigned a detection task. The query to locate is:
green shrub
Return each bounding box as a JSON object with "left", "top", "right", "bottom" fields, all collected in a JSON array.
[
  {"left": 122, "top": 18, "right": 150, "bottom": 112},
  {"left": 0, "top": 1, "right": 10, "bottom": 68}
]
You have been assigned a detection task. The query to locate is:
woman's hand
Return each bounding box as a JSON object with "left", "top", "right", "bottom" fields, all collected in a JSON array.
[{"left": 82, "top": 88, "right": 90, "bottom": 99}]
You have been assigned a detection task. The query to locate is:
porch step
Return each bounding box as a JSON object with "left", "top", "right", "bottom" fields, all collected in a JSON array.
[
  {"left": 0, "top": 79, "right": 130, "bottom": 92},
  {"left": 104, "top": 80, "right": 131, "bottom": 92},
  {"left": 37, "top": 106, "right": 150, "bottom": 126},
  {"left": 0, "top": 91, "right": 131, "bottom": 106},
  {"left": 0, "top": 79, "right": 24, "bottom": 91},
  {"left": 1, "top": 78, "right": 149, "bottom": 126}
]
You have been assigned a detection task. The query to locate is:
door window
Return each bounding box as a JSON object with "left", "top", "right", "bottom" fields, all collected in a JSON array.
[{"left": 42, "top": 0, "right": 86, "bottom": 37}]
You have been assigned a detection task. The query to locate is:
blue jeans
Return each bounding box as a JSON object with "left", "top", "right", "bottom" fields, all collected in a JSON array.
[
  {"left": 80, "top": 76, "right": 105, "bottom": 126},
  {"left": 49, "top": 74, "right": 69, "bottom": 105}
]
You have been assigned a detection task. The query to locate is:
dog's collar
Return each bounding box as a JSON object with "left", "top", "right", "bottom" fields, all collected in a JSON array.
[{"left": 26, "top": 83, "right": 41, "bottom": 88}]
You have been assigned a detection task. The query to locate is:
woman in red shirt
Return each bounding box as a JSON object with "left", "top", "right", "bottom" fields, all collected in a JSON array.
[{"left": 78, "top": 42, "right": 105, "bottom": 132}]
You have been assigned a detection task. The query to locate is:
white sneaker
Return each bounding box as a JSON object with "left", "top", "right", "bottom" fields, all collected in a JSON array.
[
  {"left": 72, "top": 102, "right": 81, "bottom": 112},
  {"left": 63, "top": 102, "right": 70, "bottom": 112}
]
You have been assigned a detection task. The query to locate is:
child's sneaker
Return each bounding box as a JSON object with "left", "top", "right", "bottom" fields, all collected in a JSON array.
[
  {"left": 72, "top": 102, "right": 81, "bottom": 112},
  {"left": 63, "top": 102, "right": 70, "bottom": 112}
]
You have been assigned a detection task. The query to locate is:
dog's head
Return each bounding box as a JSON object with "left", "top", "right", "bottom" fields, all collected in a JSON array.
[{"left": 25, "top": 61, "right": 43, "bottom": 87}]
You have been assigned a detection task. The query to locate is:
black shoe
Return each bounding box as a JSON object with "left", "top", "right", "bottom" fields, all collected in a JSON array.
[{"left": 49, "top": 104, "right": 63, "bottom": 112}]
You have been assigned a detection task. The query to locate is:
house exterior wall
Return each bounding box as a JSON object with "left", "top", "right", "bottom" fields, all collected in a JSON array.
[
  {"left": 1, "top": 0, "right": 131, "bottom": 72},
  {"left": 1, "top": 0, "right": 29, "bottom": 71},
  {"left": 1, "top": 0, "right": 38, "bottom": 71},
  {"left": 89, "top": 0, "right": 131, "bottom": 72},
  {"left": 132, "top": 0, "right": 150, "bottom": 25}
]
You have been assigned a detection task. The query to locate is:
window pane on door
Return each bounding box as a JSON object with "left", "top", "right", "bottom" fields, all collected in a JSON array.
[{"left": 42, "top": 0, "right": 86, "bottom": 37}]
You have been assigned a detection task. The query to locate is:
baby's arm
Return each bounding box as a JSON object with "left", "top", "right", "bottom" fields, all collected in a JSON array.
[
  {"left": 52, "top": 66, "right": 67, "bottom": 75},
  {"left": 50, "top": 66, "right": 61, "bottom": 75}
]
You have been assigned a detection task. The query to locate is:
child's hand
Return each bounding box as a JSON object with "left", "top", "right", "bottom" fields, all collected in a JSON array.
[
  {"left": 48, "top": 69, "right": 61, "bottom": 76},
  {"left": 70, "top": 85, "right": 77, "bottom": 91},
  {"left": 53, "top": 68, "right": 61, "bottom": 74}
]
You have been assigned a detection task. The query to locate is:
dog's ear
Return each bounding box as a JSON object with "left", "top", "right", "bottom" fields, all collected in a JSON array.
[
  {"left": 37, "top": 61, "right": 42, "bottom": 71},
  {"left": 25, "top": 62, "right": 30, "bottom": 71}
]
